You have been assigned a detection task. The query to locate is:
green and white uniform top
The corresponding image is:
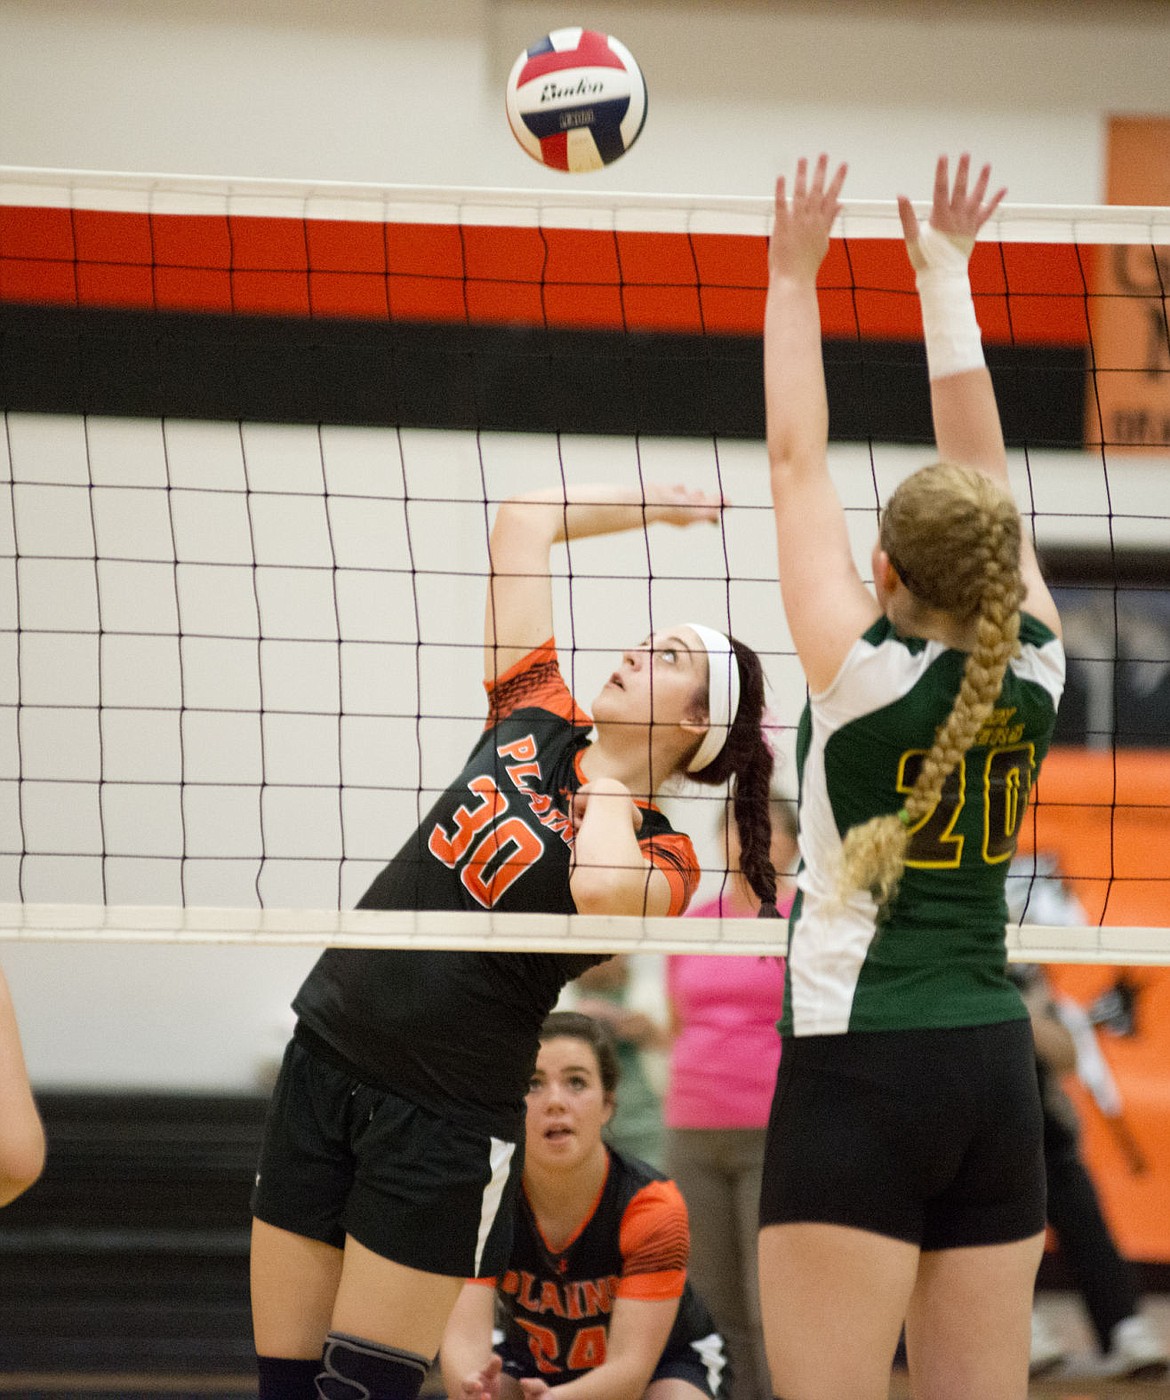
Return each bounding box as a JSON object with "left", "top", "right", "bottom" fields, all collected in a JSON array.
[{"left": 783, "top": 612, "right": 1065, "bottom": 1039}]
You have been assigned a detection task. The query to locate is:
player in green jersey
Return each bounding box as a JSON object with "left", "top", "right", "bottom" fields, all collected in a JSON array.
[{"left": 757, "top": 154, "right": 1065, "bottom": 1400}]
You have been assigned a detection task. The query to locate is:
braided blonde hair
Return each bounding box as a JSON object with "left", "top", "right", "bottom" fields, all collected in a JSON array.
[{"left": 839, "top": 463, "right": 1026, "bottom": 908}]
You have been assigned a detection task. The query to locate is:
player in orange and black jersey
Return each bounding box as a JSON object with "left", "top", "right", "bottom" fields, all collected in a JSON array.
[
  {"left": 249, "top": 484, "right": 777, "bottom": 1400},
  {"left": 442, "top": 1012, "right": 730, "bottom": 1400},
  {"left": 292, "top": 638, "right": 698, "bottom": 1143}
]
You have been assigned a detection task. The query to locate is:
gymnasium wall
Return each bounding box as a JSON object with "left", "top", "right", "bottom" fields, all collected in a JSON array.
[{"left": 1, "top": 0, "right": 1168, "bottom": 202}]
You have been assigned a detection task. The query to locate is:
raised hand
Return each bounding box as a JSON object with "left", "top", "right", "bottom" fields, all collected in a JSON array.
[
  {"left": 640, "top": 481, "right": 725, "bottom": 529},
  {"left": 769, "top": 154, "right": 848, "bottom": 284},
  {"left": 897, "top": 154, "right": 1006, "bottom": 264}
]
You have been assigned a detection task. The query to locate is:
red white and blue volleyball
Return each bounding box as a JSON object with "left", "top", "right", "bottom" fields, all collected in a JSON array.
[{"left": 506, "top": 28, "right": 648, "bottom": 173}]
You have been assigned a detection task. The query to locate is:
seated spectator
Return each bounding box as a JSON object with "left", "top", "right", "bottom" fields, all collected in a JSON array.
[{"left": 1008, "top": 857, "right": 1168, "bottom": 1382}]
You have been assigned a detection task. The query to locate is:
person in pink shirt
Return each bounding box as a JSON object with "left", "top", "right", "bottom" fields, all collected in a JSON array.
[{"left": 664, "top": 798, "right": 797, "bottom": 1400}]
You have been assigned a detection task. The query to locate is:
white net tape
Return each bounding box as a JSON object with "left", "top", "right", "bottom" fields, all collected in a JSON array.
[
  {"left": 4, "top": 164, "right": 1170, "bottom": 244},
  {"left": 1, "top": 903, "right": 1167, "bottom": 963}
]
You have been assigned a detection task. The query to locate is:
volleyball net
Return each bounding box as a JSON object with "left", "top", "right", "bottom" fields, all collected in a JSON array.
[{"left": 1, "top": 165, "right": 1168, "bottom": 960}]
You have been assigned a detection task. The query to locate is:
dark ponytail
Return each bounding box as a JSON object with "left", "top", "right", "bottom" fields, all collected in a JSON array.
[{"left": 689, "top": 637, "right": 778, "bottom": 912}]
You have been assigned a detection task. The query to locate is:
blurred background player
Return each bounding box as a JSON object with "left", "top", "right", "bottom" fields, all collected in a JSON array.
[{"left": 1007, "top": 857, "right": 1169, "bottom": 1382}]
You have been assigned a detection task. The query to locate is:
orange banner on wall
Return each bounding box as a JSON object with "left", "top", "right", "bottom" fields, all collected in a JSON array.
[
  {"left": 1019, "top": 747, "right": 1170, "bottom": 1263},
  {"left": 1088, "top": 117, "right": 1170, "bottom": 452}
]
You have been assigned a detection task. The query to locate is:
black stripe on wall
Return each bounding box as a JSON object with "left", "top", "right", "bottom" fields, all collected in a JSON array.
[{"left": 1, "top": 303, "right": 1086, "bottom": 445}]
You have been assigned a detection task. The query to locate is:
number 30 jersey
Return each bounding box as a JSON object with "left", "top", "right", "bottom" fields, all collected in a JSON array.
[
  {"left": 292, "top": 640, "right": 699, "bottom": 1137},
  {"left": 784, "top": 613, "right": 1065, "bottom": 1038}
]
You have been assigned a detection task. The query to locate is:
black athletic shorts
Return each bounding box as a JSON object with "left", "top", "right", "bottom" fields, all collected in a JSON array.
[
  {"left": 652, "top": 1333, "right": 733, "bottom": 1399},
  {"left": 251, "top": 1033, "right": 524, "bottom": 1277},
  {"left": 499, "top": 1334, "right": 730, "bottom": 1400},
  {"left": 759, "top": 1019, "right": 1045, "bottom": 1251}
]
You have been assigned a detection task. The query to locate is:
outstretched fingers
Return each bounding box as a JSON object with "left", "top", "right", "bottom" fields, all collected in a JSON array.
[
  {"left": 821, "top": 155, "right": 849, "bottom": 208},
  {"left": 931, "top": 153, "right": 1007, "bottom": 239},
  {"left": 897, "top": 194, "right": 921, "bottom": 248},
  {"left": 795, "top": 153, "right": 847, "bottom": 215},
  {"left": 975, "top": 169, "right": 1007, "bottom": 226},
  {"left": 933, "top": 153, "right": 952, "bottom": 213},
  {"left": 793, "top": 155, "right": 808, "bottom": 200},
  {"left": 769, "top": 154, "right": 847, "bottom": 281}
]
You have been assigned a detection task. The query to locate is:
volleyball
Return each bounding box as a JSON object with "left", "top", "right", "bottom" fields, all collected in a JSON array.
[{"left": 505, "top": 27, "right": 648, "bottom": 173}]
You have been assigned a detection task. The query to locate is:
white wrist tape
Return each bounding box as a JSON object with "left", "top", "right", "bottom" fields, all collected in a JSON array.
[{"left": 913, "top": 222, "right": 984, "bottom": 381}]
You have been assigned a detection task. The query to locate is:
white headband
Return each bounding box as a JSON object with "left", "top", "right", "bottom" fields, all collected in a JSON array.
[{"left": 684, "top": 622, "right": 741, "bottom": 774}]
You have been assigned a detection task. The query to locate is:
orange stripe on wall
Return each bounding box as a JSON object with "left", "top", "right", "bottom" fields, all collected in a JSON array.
[
  {"left": 0, "top": 204, "right": 1089, "bottom": 345},
  {"left": 1021, "top": 746, "right": 1170, "bottom": 1263},
  {"left": 1023, "top": 747, "right": 1170, "bottom": 928}
]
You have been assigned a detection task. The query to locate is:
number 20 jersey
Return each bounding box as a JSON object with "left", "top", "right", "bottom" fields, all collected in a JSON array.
[{"left": 784, "top": 612, "right": 1065, "bottom": 1038}]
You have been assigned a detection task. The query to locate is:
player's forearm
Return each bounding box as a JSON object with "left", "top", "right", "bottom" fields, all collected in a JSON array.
[
  {"left": 535, "top": 1355, "right": 656, "bottom": 1400},
  {"left": 498, "top": 486, "right": 667, "bottom": 546},
  {"left": 571, "top": 839, "right": 658, "bottom": 917},
  {"left": 571, "top": 787, "right": 662, "bottom": 916},
  {"left": 439, "top": 1335, "right": 491, "bottom": 1399},
  {"left": 913, "top": 230, "right": 1008, "bottom": 485},
  {"left": 927, "top": 367, "right": 1009, "bottom": 485},
  {"left": 764, "top": 276, "right": 830, "bottom": 482}
]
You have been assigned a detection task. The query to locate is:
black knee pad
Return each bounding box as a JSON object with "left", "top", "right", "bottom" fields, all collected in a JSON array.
[{"left": 316, "top": 1331, "right": 430, "bottom": 1400}]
